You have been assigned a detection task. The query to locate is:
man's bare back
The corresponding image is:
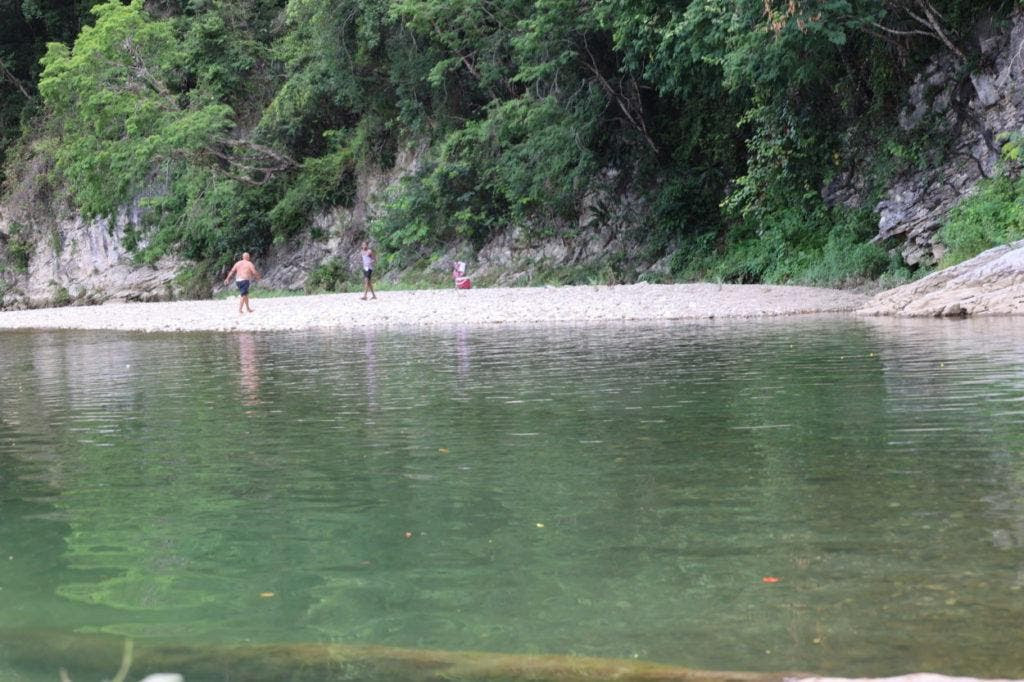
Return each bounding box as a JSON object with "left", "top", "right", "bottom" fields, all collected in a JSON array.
[
  {"left": 224, "top": 252, "right": 260, "bottom": 313},
  {"left": 227, "top": 257, "right": 259, "bottom": 283}
]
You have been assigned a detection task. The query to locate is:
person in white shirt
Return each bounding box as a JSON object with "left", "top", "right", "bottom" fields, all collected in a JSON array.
[{"left": 360, "top": 241, "right": 377, "bottom": 300}]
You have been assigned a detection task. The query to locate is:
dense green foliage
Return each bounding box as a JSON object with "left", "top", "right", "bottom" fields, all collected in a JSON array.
[
  {"left": 938, "top": 180, "right": 1024, "bottom": 267},
  {"left": 0, "top": 0, "right": 93, "bottom": 184},
  {"left": 934, "top": 130, "right": 1024, "bottom": 266},
  {"left": 1, "top": 0, "right": 1018, "bottom": 281}
]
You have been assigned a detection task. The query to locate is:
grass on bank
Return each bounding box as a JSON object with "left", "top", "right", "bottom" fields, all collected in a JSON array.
[{"left": 937, "top": 173, "right": 1024, "bottom": 267}]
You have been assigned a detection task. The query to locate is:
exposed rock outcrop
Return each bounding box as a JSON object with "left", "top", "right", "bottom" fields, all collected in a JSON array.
[
  {"left": 858, "top": 10, "right": 1024, "bottom": 266},
  {"left": 859, "top": 239, "right": 1024, "bottom": 317},
  {"left": 0, "top": 209, "right": 184, "bottom": 309},
  {"left": 254, "top": 145, "right": 428, "bottom": 292},
  {"left": 1, "top": 144, "right": 663, "bottom": 307},
  {"left": 0, "top": 147, "right": 425, "bottom": 307}
]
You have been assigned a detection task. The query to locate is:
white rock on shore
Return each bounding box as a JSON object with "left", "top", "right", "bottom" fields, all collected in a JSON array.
[
  {"left": 859, "top": 239, "right": 1024, "bottom": 317},
  {"left": 0, "top": 283, "right": 869, "bottom": 332}
]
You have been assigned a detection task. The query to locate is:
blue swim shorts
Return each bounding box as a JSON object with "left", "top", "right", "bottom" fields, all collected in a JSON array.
[{"left": 236, "top": 280, "right": 250, "bottom": 296}]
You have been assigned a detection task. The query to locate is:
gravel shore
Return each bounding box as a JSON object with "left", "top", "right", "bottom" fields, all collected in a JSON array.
[{"left": 0, "top": 283, "right": 870, "bottom": 332}]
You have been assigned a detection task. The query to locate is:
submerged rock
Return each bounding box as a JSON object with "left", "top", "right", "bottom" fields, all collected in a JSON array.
[
  {"left": 0, "top": 629, "right": 789, "bottom": 682},
  {"left": 794, "top": 677, "right": 1022, "bottom": 682}
]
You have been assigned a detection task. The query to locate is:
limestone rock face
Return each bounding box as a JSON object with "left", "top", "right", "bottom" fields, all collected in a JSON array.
[
  {"left": 826, "top": 9, "right": 1024, "bottom": 266},
  {"left": 0, "top": 211, "right": 184, "bottom": 309},
  {"left": 248, "top": 145, "right": 426, "bottom": 293},
  {"left": 0, "top": 147, "right": 424, "bottom": 307},
  {"left": 859, "top": 239, "right": 1024, "bottom": 316}
]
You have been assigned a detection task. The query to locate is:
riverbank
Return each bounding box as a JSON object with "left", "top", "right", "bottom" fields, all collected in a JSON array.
[{"left": 0, "top": 282, "right": 870, "bottom": 332}]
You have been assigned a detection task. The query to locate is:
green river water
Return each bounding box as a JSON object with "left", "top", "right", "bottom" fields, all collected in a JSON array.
[{"left": 0, "top": 317, "right": 1022, "bottom": 680}]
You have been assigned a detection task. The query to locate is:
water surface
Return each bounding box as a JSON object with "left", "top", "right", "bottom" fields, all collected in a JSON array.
[{"left": 1, "top": 318, "right": 1023, "bottom": 679}]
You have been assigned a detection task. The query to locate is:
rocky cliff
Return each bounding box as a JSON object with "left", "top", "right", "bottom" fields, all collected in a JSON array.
[
  {"left": 833, "top": 9, "right": 1024, "bottom": 267},
  {"left": 0, "top": 149, "right": 416, "bottom": 308},
  {"left": 0, "top": 151, "right": 660, "bottom": 309},
  {"left": 0, "top": 209, "right": 184, "bottom": 308}
]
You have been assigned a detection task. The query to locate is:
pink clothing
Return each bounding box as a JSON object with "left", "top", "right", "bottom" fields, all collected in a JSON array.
[{"left": 452, "top": 261, "right": 471, "bottom": 289}]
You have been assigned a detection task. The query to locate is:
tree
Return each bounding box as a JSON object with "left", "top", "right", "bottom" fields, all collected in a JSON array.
[
  {"left": 31, "top": 0, "right": 298, "bottom": 266},
  {"left": 0, "top": 0, "right": 95, "bottom": 183}
]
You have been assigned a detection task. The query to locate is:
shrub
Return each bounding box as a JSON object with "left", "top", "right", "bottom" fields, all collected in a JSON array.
[
  {"left": 305, "top": 258, "right": 350, "bottom": 292},
  {"left": 173, "top": 265, "right": 216, "bottom": 300},
  {"left": 672, "top": 204, "right": 894, "bottom": 287},
  {"left": 937, "top": 175, "right": 1024, "bottom": 267},
  {"left": 800, "top": 208, "right": 890, "bottom": 285},
  {"left": 6, "top": 221, "right": 33, "bottom": 272},
  {"left": 51, "top": 284, "right": 72, "bottom": 306},
  {"left": 268, "top": 141, "right": 357, "bottom": 242}
]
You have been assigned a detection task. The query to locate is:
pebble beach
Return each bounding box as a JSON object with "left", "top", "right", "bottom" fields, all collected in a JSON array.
[{"left": 0, "top": 282, "right": 870, "bottom": 332}]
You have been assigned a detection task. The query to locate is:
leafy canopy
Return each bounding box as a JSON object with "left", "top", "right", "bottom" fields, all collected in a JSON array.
[{"left": 7, "top": 0, "right": 1017, "bottom": 284}]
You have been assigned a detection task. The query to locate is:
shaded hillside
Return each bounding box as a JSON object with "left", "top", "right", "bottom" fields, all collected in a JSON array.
[{"left": 3, "top": 0, "right": 1023, "bottom": 306}]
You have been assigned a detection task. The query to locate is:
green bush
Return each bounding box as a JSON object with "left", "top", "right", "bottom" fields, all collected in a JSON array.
[
  {"left": 800, "top": 208, "right": 891, "bottom": 285},
  {"left": 6, "top": 221, "right": 33, "bottom": 272},
  {"left": 671, "top": 204, "right": 893, "bottom": 287},
  {"left": 50, "top": 283, "right": 71, "bottom": 306},
  {"left": 937, "top": 175, "right": 1024, "bottom": 267},
  {"left": 668, "top": 232, "right": 717, "bottom": 281},
  {"left": 137, "top": 168, "right": 276, "bottom": 266},
  {"left": 268, "top": 134, "right": 359, "bottom": 242},
  {"left": 305, "top": 258, "right": 350, "bottom": 293},
  {"left": 173, "top": 265, "right": 216, "bottom": 300},
  {"left": 368, "top": 169, "right": 449, "bottom": 253},
  {"left": 703, "top": 201, "right": 826, "bottom": 284}
]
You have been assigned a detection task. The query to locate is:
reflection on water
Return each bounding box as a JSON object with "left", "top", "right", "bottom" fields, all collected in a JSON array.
[
  {"left": 456, "top": 327, "right": 470, "bottom": 380},
  {"left": 237, "top": 333, "right": 261, "bottom": 408},
  {"left": 1, "top": 318, "right": 1023, "bottom": 679},
  {"left": 364, "top": 328, "right": 378, "bottom": 409}
]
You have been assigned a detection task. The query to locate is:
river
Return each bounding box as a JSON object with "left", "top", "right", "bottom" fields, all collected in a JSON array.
[{"left": 1, "top": 318, "right": 1022, "bottom": 680}]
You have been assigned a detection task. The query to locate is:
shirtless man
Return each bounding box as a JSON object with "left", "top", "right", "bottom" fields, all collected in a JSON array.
[{"left": 224, "top": 252, "right": 260, "bottom": 313}]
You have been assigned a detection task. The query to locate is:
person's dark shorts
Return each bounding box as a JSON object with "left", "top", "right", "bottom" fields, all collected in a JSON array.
[
  {"left": 236, "top": 279, "right": 251, "bottom": 296},
  {"left": 363, "top": 269, "right": 373, "bottom": 280}
]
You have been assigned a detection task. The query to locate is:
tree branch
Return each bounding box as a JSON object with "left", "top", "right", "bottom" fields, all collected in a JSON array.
[
  {"left": 878, "top": 0, "right": 966, "bottom": 62},
  {"left": 913, "top": 0, "right": 966, "bottom": 60},
  {"left": 202, "top": 140, "right": 296, "bottom": 185},
  {"left": 869, "top": 21, "right": 937, "bottom": 40},
  {"left": 0, "top": 57, "right": 33, "bottom": 100},
  {"left": 113, "top": 39, "right": 296, "bottom": 184},
  {"left": 581, "top": 34, "right": 657, "bottom": 153},
  {"left": 428, "top": 19, "right": 503, "bottom": 100}
]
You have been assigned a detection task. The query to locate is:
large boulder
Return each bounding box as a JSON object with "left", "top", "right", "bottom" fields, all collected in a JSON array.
[{"left": 859, "top": 240, "right": 1024, "bottom": 316}]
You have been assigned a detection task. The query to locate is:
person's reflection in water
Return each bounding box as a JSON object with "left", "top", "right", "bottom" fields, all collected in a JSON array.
[
  {"left": 456, "top": 327, "right": 471, "bottom": 380},
  {"left": 237, "top": 333, "right": 261, "bottom": 409},
  {"left": 363, "top": 329, "right": 378, "bottom": 411}
]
